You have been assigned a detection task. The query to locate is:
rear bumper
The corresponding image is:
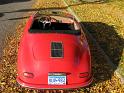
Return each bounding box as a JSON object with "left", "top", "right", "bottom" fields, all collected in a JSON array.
[{"left": 16, "top": 76, "right": 93, "bottom": 89}]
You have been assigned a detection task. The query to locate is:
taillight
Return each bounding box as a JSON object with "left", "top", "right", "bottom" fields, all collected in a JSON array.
[
  {"left": 23, "top": 72, "right": 34, "bottom": 78},
  {"left": 79, "top": 72, "right": 89, "bottom": 78}
]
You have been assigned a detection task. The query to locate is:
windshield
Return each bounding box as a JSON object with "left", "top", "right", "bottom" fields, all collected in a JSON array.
[{"left": 36, "top": 10, "right": 74, "bottom": 19}]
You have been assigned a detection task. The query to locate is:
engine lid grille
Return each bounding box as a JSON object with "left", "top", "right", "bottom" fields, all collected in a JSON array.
[{"left": 51, "top": 42, "right": 63, "bottom": 58}]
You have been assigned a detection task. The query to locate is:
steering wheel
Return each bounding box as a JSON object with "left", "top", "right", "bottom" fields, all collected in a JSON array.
[
  {"left": 38, "top": 16, "right": 51, "bottom": 29},
  {"left": 38, "top": 16, "right": 59, "bottom": 29}
]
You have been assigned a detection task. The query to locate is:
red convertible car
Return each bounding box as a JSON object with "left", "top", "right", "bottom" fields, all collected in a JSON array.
[{"left": 16, "top": 10, "right": 93, "bottom": 89}]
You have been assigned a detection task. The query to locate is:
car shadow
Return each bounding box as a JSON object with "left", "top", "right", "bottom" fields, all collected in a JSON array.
[
  {"left": 81, "top": 22, "right": 124, "bottom": 85},
  {"left": 0, "top": 0, "right": 31, "bottom": 5}
]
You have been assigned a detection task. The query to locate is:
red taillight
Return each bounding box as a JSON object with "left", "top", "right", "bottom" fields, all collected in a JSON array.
[
  {"left": 79, "top": 72, "right": 89, "bottom": 78},
  {"left": 23, "top": 72, "right": 34, "bottom": 78}
]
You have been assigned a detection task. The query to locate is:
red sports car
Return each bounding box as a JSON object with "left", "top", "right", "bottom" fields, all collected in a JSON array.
[{"left": 16, "top": 10, "right": 93, "bottom": 89}]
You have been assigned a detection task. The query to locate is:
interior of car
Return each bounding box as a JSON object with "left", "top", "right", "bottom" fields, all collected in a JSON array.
[{"left": 29, "top": 16, "right": 81, "bottom": 35}]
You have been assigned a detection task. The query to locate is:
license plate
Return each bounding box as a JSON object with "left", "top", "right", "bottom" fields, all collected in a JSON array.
[{"left": 48, "top": 73, "right": 66, "bottom": 85}]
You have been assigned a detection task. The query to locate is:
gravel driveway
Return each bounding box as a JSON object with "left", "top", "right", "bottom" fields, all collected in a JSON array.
[{"left": 0, "top": 0, "right": 34, "bottom": 58}]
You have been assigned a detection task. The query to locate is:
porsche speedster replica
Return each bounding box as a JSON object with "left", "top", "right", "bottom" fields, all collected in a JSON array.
[{"left": 16, "top": 10, "right": 93, "bottom": 89}]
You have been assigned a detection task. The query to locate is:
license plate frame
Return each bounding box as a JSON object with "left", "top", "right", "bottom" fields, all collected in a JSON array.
[{"left": 48, "top": 73, "right": 66, "bottom": 85}]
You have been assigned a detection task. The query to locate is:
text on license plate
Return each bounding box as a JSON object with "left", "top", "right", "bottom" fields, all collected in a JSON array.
[{"left": 48, "top": 75, "right": 66, "bottom": 85}]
